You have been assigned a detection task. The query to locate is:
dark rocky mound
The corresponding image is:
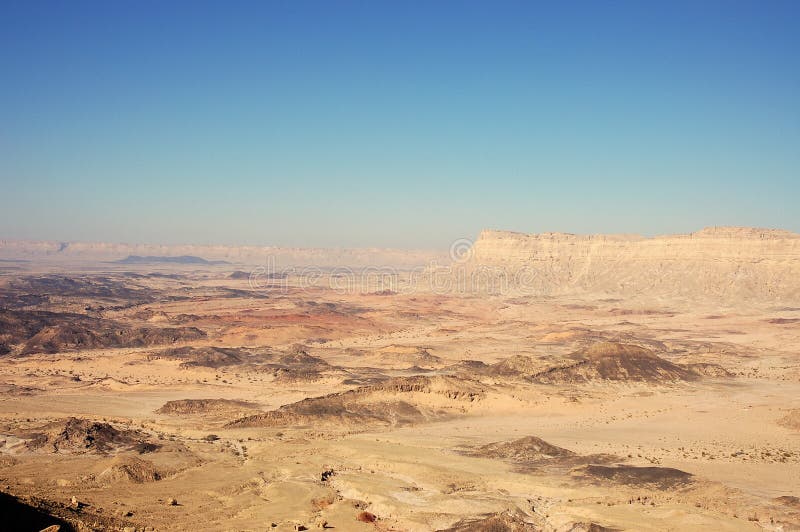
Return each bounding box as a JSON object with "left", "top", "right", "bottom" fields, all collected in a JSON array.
[
  {"left": 1, "top": 309, "right": 205, "bottom": 355},
  {"left": 450, "top": 360, "right": 490, "bottom": 372},
  {"left": 277, "top": 348, "right": 331, "bottom": 369},
  {"left": 403, "top": 365, "right": 434, "bottom": 374},
  {"left": 21, "top": 323, "right": 205, "bottom": 355},
  {"left": 775, "top": 495, "right": 800, "bottom": 508},
  {"left": 228, "top": 398, "right": 426, "bottom": 428},
  {"left": 157, "top": 344, "right": 343, "bottom": 380},
  {"left": 25, "top": 417, "right": 149, "bottom": 454},
  {"left": 227, "top": 375, "right": 484, "bottom": 429},
  {"left": 0, "top": 309, "right": 90, "bottom": 344},
  {"left": 228, "top": 270, "right": 251, "bottom": 280},
  {"left": 466, "top": 436, "right": 576, "bottom": 462},
  {"left": 531, "top": 342, "right": 697, "bottom": 384},
  {"left": 438, "top": 511, "right": 538, "bottom": 531},
  {"left": 21, "top": 324, "right": 106, "bottom": 354},
  {"left": 159, "top": 346, "right": 246, "bottom": 368},
  {"left": 3, "top": 274, "right": 160, "bottom": 307},
  {"left": 157, "top": 398, "right": 259, "bottom": 415},
  {"left": 270, "top": 346, "right": 352, "bottom": 382},
  {"left": 578, "top": 464, "right": 694, "bottom": 489},
  {"left": 460, "top": 436, "right": 618, "bottom": 473},
  {"left": 271, "top": 367, "right": 328, "bottom": 383}
]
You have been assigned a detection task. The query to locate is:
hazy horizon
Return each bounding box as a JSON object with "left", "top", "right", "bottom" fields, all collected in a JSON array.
[
  {"left": 2, "top": 1, "right": 798, "bottom": 248},
  {"left": 2, "top": 224, "right": 799, "bottom": 252}
]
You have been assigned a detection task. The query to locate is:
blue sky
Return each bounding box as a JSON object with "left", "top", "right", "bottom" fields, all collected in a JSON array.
[{"left": 1, "top": 1, "right": 798, "bottom": 248}]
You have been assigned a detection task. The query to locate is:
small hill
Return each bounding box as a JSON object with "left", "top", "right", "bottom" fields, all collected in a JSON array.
[
  {"left": 532, "top": 342, "right": 696, "bottom": 383},
  {"left": 227, "top": 375, "right": 485, "bottom": 429},
  {"left": 438, "top": 511, "right": 539, "bottom": 531},
  {"left": 356, "top": 345, "right": 444, "bottom": 369},
  {"left": 466, "top": 436, "right": 576, "bottom": 461},
  {"left": 459, "top": 435, "right": 618, "bottom": 472},
  {"left": 97, "top": 455, "right": 165, "bottom": 484},
  {"left": 24, "top": 417, "right": 150, "bottom": 454},
  {"left": 276, "top": 348, "right": 331, "bottom": 368},
  {"left": 159, "top": 346, "right": 246, "bottom": 368}
]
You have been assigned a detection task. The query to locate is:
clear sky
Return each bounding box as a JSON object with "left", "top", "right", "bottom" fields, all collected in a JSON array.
[{"left": 1, "top": 1, "right": 798, "bottom": 248}]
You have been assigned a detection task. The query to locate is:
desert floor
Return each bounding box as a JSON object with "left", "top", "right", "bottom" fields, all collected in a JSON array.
[{"left": 0, "top": 264, "right": 799, "bottom": 531}]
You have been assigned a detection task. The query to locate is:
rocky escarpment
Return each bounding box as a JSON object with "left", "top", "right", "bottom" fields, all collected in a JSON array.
[{"left": 463, "top": 226, "right": 800, "bottom": 303}]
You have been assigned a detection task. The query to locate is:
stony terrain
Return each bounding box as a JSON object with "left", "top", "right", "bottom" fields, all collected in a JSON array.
[{"left": 1, "top": 227, "right": 799, "bottom": 531}]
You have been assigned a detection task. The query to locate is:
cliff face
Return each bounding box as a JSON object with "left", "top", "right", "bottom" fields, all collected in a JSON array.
[{"left": 466, "top": 227, "right": 800, "bottom": 303}]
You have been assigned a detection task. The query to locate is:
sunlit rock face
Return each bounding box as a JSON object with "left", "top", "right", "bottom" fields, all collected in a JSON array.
[{"left": 465, "top": 226, "right": 800, "bottom": 302}]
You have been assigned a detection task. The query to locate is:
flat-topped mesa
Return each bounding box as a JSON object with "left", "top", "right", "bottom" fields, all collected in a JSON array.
[
  {"left": 466, "top": 226, "right": 800, "bottom": 303},
  {"left": 688, "top": 226, "right": 800, "bottom": 239}
]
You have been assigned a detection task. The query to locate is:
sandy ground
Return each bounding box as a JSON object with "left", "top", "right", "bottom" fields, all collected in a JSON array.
[{"left": 0, "top": 264, "right": 799, "bottom": 531}]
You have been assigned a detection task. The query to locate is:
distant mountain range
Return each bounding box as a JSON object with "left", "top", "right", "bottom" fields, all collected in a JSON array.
[
  {"left": 115, "top": 255, "right": 230, "bottom": 265},
  {"left": 0, "top": 240, "right": 447, "bottom": 268}
]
